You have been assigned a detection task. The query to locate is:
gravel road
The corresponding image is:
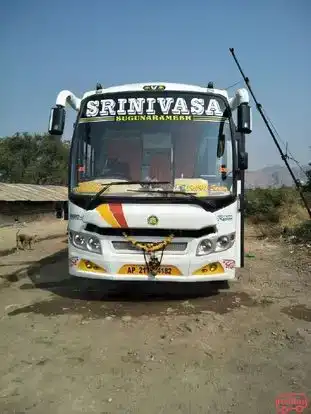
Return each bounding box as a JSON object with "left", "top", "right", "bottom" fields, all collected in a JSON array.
[{"left": 0, "top": 231, "right": 310, "bottom": 414}]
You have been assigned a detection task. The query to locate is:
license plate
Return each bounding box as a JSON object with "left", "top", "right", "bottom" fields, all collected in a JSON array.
[{"left": 118, "top": 264, "right": 181, "bottom": 276}]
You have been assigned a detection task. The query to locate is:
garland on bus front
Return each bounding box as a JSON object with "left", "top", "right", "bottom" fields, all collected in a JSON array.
[
  {"left": 122, "top": 233, "right": 174, "bottom": 253},
  {"left": 122, "top": 233, "right": 175, "bottom": 276}
]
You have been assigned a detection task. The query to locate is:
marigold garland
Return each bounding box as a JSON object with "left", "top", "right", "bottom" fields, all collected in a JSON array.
[{"left": 122, "top": 233, "right": 174, "bottom": 253}]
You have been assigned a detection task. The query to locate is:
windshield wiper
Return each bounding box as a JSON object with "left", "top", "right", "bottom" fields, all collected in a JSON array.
[
  {"left": 128, "top": 188, "right": 219, "bottom": 208},
  {"left": 128, "top": 189, "right": 198, "bottom": 199},
  {"left": 85, "top": 181, "right": 170, "bottom": 210}
]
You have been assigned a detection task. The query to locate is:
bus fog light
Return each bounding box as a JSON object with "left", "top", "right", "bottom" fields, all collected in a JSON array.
[
  {"left": 85, "top": 261, "right": 92, "bottom": 269},
  {"left": 209, "top": 263, "right": 218, "bottom": 272},
  {"left": 196, "top": 239, "right": 214, "bottom": 256}
]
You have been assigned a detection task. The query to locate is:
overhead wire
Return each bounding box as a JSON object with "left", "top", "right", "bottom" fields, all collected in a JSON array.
[
  {"left": 261, "top": 108, "right": 309, "bottom": 178},
  {"left": 225, "top": 77, "right": 308, "bottom": 179},
  {"left": 225, "top": 80, "right": 243, "bottom": 91},
  {"left": 229, "top": 47, "right": 311, "bottom": 217}
]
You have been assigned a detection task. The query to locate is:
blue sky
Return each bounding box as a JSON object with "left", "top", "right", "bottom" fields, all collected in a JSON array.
[{"left": 1, "top": 0, "right": 310, "bottom": 170}]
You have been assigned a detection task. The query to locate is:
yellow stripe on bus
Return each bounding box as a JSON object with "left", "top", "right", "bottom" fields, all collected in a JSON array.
[{"left": 96, "top": 204, "right": 121, "bottom": 228}]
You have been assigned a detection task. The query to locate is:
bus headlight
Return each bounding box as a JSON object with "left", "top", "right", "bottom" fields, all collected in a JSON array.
[
  {"left": 217, "top": 235, "right": 230, "bottom": 249},
  {"left": 69, "top": 231, "right": 102, "bottom": 254},
  {"left": 87, "top": 237, "right": 101, "bottom": 253},
  {"left": 216, "top": 233, "right": 235, "bottom": 252},
  {"left": 196, "top": 239, "right": 214, "bottom": 256},
  {"left": 196, "top": 233, "right": 235, "bottom": 256}
]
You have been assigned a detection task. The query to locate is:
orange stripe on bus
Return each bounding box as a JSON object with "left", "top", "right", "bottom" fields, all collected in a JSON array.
[{"left": 109, "top": 203, "right": 128, "bottom": 228}]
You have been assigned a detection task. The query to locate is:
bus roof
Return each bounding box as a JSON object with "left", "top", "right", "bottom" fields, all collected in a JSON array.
[{"left": 82, "top": 82, "right": 229, "bottom": 101}]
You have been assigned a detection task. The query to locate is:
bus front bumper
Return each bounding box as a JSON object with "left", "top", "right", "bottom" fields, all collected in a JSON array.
[{"left": 68, "top": 247, "right": 236, "bottom": 283}]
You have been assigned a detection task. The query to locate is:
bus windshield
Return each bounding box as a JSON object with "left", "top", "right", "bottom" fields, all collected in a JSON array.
[{"left": 70, "top": 92, "right": 235, "bottom": 198}]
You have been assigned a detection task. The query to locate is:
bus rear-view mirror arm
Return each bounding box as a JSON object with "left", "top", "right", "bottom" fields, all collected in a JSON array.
[{"left": 48, "top": 90, "right": 81, "bottom": 136}]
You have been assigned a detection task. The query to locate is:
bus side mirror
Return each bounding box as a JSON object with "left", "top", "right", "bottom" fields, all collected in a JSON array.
[
  {"left": 239, "top": 151, "right": 248, "bottom": 170},
  {"left": 237, "top": 103, "right": 252, "bottom": 134},
  {"left": 48, "top": 106, "right": 65, "bottom": 135}
]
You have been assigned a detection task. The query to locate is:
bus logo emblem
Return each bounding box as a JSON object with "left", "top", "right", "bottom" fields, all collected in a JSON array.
[
  {"left": 147, "top": 215, "right": 159, "bottom": 226},
  {"left": 143, "top": 85, "right": 166, "bottom": 91}
]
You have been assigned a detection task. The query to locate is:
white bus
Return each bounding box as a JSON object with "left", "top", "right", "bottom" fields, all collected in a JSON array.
[{"left": 49, "top": 82, "right": 251, "bottom": 284}]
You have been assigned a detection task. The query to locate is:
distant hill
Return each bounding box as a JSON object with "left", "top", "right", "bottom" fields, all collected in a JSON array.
[{"left": 245, "top": 164, "right": 309, "bottom": 188}]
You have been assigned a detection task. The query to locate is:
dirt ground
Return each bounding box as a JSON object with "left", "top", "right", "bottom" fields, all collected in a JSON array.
[
  {"left": 0, "top": 227, "right": 310, "bottom": 414},
  {"left": 0, "top": 219, "right": 67, "bottom": 256}
]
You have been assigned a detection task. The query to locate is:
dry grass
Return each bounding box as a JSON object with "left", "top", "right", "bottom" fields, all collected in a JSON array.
[{"left": 246, "top": 188, "right": 310, "bottom": 240}]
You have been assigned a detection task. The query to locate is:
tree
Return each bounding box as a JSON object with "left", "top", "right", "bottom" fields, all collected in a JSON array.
[
  {"left": 0, "top": 132, "right": 70, "bottom": 185},
  {"left": 305, "top": 146, "right": 311, "bottom": 191},
  {"left": 305, "top": 166, "right": 311, "bottom": 191}
]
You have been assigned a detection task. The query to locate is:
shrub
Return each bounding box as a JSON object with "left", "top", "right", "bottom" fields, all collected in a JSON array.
[
  {"left": 245, "top": 187, "right": 311, "bottom": 240},
  {"left": 289, "top": 220, "right": 311, "bottom": 243},
  {"left": 245, "top": 187, "right": 297, "bottom": 224}
]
